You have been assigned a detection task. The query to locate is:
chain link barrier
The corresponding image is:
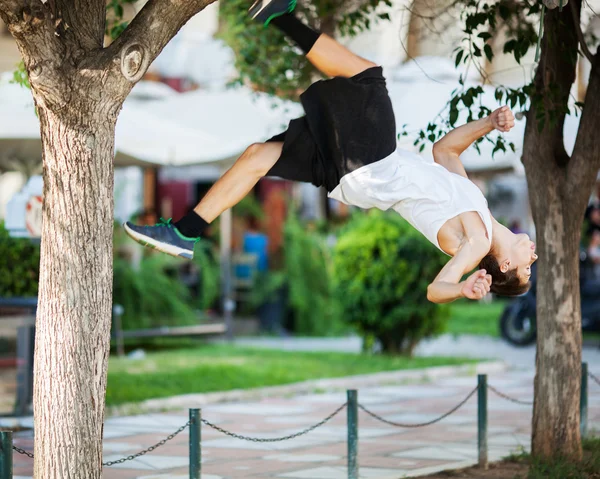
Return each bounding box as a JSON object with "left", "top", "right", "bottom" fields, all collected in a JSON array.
[
  {"left": 487, "top": 384, "right": 533, "bottom": 405},
  {"left": 12, "top": 445, "right": 34, "bottom": 459},
  {"left": 12, "top": 421, "right": 191, "bottom": 467},
  {"left": 10, "top": 373, "right": 598, "bottom": 464},
  {"left": 358, "top": 385, "right": 479, "bottom": 428},
  {"left": 200, "top": 402, "right": 347, "bottom": 442}
]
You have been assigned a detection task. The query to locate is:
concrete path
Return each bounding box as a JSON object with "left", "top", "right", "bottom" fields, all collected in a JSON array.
[
  {"left": 11, "top": 367, "right": 600, "bottom": 479},
  {"left": 229, "top": 334, "right": 600, "bottom": 368}
]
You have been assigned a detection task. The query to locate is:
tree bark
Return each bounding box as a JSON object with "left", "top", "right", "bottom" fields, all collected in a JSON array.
[
  {"left": 0, "top": 1, "right": 219, "bottom": 477},
  {"left": 33, "top": 94, "right": 118, "bottom": 479},
  {"left": 523, "top": 0, "right": 600, "bottom": 460}
]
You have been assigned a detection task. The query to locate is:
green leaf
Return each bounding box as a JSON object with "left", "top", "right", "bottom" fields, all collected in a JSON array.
[
  {"left": 455, "top": 50, "right": 464, "bottom": 67},
  {"left": 449, "top": 107, "right": 459, "bottom": 126},
  {"left": 484, "top": 44, "right": 493, "bottom": 62},
  {"left": 463, "top": 92, "right": 474, "bottom": 107}
]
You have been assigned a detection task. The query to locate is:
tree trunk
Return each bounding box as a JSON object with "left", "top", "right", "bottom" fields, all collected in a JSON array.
[
  {"left": 527, "top": 168, "right": 583, "bottom": 460},
  {"left": 523, "top": 2, "right": 592, "bottom": 461},
  {"left": 33, "top": 99, "right": 117, "bottom": 478}
]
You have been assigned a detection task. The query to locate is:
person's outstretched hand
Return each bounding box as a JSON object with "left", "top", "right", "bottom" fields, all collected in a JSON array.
[
  {"left": 461, "top": 269, "right": 492, "bottom": 300},
  {"left": 490, "top": 106, "right": 515, "bottom": 133}
]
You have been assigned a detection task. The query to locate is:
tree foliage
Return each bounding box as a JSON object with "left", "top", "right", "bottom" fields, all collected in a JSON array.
[
  {"left": 409, "top": 0, "right": 596, "bottom": 154},
  {"left": 218, "top": 0, "right": 392, "bottom": 98}
]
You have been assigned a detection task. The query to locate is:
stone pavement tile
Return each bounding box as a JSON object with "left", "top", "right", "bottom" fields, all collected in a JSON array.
[
  {"left": 206, "top": 403, "right": 315, "bottom": 416},
  {"left": 262, "top": 452, "right": 343, "bottom": 462},
  {"left": 204, "top": 457, "right": 330, "bottom": 478},
  {"left": 277, "top": 442, "right": 348, "bottom": 457},
  {"left": 204, "top": 445, "right": 270, "bottom": 460},
  {"left": 488, "top": 433, "right": 531, "bottom": 447},
  {"left": 400, "top": 460, "right": 478, "bottom": 478},
  {"left": 391, "top": 444, "right": 481, "bottom": 461},
  {"left": 104, "top": 428, "right": 146, "bottom": 440},
  {"left": 370, "top": 412, "right": 472, "bottom": 426},
  {"left": 202, "top": 434, "right": 341, "bottom": 451},
  {"left": 103, "top": 441, "right": 146, "bottom": 453},
  {"left": 13, "top": 469, "right": 33, "bottom": 477},
  {"left": 136, "top": 475, "right": 223, "bottom": 479},
  {"left": 102, "top": 454, "right": 188, "bottom": 470},
  {"left": 103, "top": 468, "right": 159, "bottom": 479},
  {"left": 277, "top": 465, "right": 410, "bottom": 478},
  {"left": 294, "top": 425, "right": 402, "bottom": 440},
  {"left": 350, "top": 455, "right": 452, "bottom": 470}
]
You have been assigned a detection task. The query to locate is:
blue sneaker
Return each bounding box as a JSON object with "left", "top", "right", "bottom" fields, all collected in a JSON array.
[
  {"left": 249, "top": 0, "right": 297, "bottom": 26},
  {"left": 123, "top": 218, "right": 199, "bottom": 260}
]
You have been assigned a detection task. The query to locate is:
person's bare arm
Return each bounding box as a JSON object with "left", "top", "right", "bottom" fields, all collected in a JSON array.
[
  {"left": 432, "top": 106, "right": 515, "bottom": 179},
  {"left": 427, "top": 238, "right": 492, "bottom": 304}
]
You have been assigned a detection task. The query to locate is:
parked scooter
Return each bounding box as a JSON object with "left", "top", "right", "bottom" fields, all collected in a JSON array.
[{"left": 499, "top": 251, "right": 600, "bottom": 346}]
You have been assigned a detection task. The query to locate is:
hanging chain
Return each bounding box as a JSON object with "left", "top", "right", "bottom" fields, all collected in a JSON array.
[
  {"left": 13, "top": 422, "right": 191, "bottom": 466},
  {"left": 589, "top": 371, "right": 600, "bottom": 387},
  {"left": 103, "top": 421, "right": 190, "bottom": 466},
  {"left": 358, "top": 385, "right": 479, "bottom": 428},
  {"left": 201, "top": 403, "right": 347, "bottom": 442},
  {"left": 488, "top": 385, "right": 533, "bottom": 405},
  {"left": 12, "top": 446, "right": 34, "bottom": 458}
]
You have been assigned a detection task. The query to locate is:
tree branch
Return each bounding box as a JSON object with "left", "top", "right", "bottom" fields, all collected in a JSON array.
[
  {"left": 0, "top": 0, "right": 24, "bottom": 20},
  {"left": 522, "top": 3, "right": 579, "bottom": 172},
  {"left": 105, "top": 0, "right": 219, "bottom": 84},
  {"left": 55, "top": 0, "right": 106, "bottom": 50},
  {"left": 567, "top": 48, "right": 600, "bottom": 204},
  {"left": 569, "top": 0, "right": 594, "bottom": 63}
]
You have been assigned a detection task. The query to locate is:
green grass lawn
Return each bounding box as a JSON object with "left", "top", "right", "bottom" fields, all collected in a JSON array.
[
  {"left": 106, "top": 345, "right": 477, "bottom": 406},
  {"left": 445, "top": 300, "right": 505, "bottom": 337}
]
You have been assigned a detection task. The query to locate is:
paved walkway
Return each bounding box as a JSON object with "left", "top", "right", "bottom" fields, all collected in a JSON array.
[
  {"left": 229, "top": 334, "right": 600, "bottom": 368},
  {"left": 11, "top": 367, "right": 600, "bottom": 479}
]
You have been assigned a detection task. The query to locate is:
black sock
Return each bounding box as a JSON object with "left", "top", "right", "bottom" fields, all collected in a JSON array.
[
  {"left": 174, "top": 211, "right": 209, "bottom": 238},
  {"left": 271, "top": 13, "right": 321, "bottom": 55}
]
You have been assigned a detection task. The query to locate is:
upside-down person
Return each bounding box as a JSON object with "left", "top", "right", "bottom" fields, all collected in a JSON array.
[{"left": 124, "top": 0, "right": 538, "bottom": 303}]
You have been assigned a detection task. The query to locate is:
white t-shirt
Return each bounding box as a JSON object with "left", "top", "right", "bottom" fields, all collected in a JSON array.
[{"left": 328, "top": 148, "right": 493, "bottom": 254}]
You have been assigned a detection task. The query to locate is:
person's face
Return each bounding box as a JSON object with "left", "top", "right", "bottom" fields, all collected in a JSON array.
[
  {"left": 591, "top": 208, "right": 600, "bottom": 225},
  {"left": 500, "top": 233, "right": 538, "bottom": 282}
]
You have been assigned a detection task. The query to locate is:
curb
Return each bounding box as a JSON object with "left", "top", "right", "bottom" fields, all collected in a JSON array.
[{"left": 104, "top": 360, "right": 507, "bottom": 417}]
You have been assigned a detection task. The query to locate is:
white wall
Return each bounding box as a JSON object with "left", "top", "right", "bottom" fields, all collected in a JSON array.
[{"left": 0, "top": 172, "right": 25, "bottom": 220}]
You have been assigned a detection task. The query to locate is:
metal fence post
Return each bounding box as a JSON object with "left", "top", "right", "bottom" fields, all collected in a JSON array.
[
  {"left": 189, "top": 409, "right": 201, "bottom": 479},
  {"left": 581, "top": 363, "right": 588, "bottom": 439},
  {"left": 0, "top": 431, "right": 12, "bottom": 479},
  {"left": 347, "top": 390, "right": 358, "bottom": 479},
  {"left": 478, "top": 374, "right": 488, "bottom": 469}
]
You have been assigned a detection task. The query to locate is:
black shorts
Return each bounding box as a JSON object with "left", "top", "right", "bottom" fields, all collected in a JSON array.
[{"left": 265, "top": 66, "right": 397, "bottom": 192}]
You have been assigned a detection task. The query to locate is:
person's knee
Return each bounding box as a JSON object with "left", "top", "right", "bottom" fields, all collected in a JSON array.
[
  {"left": 362, "top": 59, "right": 378, "bottom": 70},
  {"left": 241, "top": 143, "right": 280, "bottom": 177}
]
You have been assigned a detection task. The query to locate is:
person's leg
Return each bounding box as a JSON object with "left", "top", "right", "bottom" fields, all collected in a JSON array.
[
  {"left": 124, "top": 142, "right": 282, "bottom": 259},
  {"left": 192, "top": 142, "right": 283, "bottom": 223},
  {"left": 305, "top": 34, "right": 377, "bottom": 79},
  {"left": 251, "top": 1, "right": 376, "bottom": 78}
]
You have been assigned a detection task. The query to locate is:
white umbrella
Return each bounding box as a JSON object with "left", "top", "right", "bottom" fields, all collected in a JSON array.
[
  {"left": 0, "top": 74, "right": 166, "bottom": 168},
  {"left": 136, "top": 86, "right": 303, "bottom": 166}
]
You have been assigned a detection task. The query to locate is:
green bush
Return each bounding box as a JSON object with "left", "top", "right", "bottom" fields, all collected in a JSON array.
[
  {"left": 333, "top": 210, "right": 449, "bottom": 355},
  {"left": 282, "top": 211, "right": 343, "bottom": 335},
  {"left": 113, "top": 253, "right": 199, "bottom": 330},
  {"left": 250, "top": 210, "right": 344, "bottom": 336},
  {"left": 0, "top": 221, "right": 40, "bottom": 297}
]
